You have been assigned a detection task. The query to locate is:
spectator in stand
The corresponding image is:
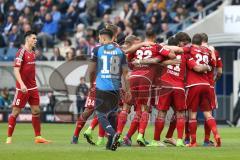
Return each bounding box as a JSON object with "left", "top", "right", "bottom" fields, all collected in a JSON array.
[
  {"left": 60, "top": 38, "right": 72, "bottom": 57},
  {"left": 75, "top": 23, "right": 85, "bottom": 42},
  {"left": 113, "top": 16, "right": 125, "bottom": 32},
  {"left": 66, "top": 47, "right": 76, "bottom": 61},
  {"left": 0, "top": 88, "right": 12, "bottom": 109},
  {"left": 146, "top": 0, "right": 166, "bottom": 13},
  {"left": 146, "top": 2, "right": 161, "bottom": 21},
  {"left": 43, "top": 0, "right": 54, "bottom": 10},
  {"left": 78, "top": 0, "right": 97, "bottom": 27},
  {"left": 36, "top": 48, "right": 48, "bottom": 61},
  {"left": 148, "top": 16, "right": 161, "bottom": 34},
  {"left": 28, "top": 0, "right": 41, "bottom": 12},
  {"left": 129, "top": 2, "right": 145, "bottom": 31},
  {"left": 22, "top": 6, "right": 34, "bottom": 25},
  {"left": 174, "top": 5, "right": 189, "bottom": 23},
  {"left": 71, "top": 0, "right": 86, "bottom": 13},
  {"left": 7, "top": 4, "right": 19, "bottom": 22},
  {"left": 50, "top": 47, "right": 65, "bottom": 61},
  {"left": 119, "top": 3, "right": 132, "bottom": 23},
  {"left": 97, "top": 13, "right": 111, "bottom": 31},
  {"left": 160, "top": 8, "right": 174, "bottom": 23},
  {"left": 7, "top": 25, "right": 22, "bottom": 48},
  {"left": 76, "top": 77, "right": 88, "bottom": 114},
  {"left": 38, "top": 13, "right": 58, "bottom": 52},
  {"left": 14, "top": 0, "right": 27, "bottom": 12},
  {"left": 32, "top": 5, "right": 47, "bottom": 33},
  {"left": 51, "top": 5, "right": 61, "bottom": 22},
  {"left": 59, "top": 5, "right": 78, "bottom": 35},
  {"left": 192, "top": 2, "right": 204, "bottom": 22},
  {"left": 161, "top": 22, "right": 173, "bottom": 39},
  {"left": 58, "top": 0, "right": 69, "bottom": 15},
  {"left": 4, "top": 15, "right": 14, "bottom": 35},
  {"left": 76, "top": 37, "right": 88, "bottom": 56}
]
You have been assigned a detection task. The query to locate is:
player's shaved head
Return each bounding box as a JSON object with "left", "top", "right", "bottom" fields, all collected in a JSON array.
[
  {"left": 200, "top": 33, "right": 208, "bottom": 43},
  {"left": 192, "top": 33, "right": 202, "bottom": 45}
]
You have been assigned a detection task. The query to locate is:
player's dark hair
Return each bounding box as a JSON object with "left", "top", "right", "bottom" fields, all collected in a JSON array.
[
  {"left": 145, "top": 29, "right": 156, "bottom": 38},
  {"left": 167, "top": 36, "right": 179, "bottom": 46},
  {"left": 192, "top": 33, "right": 202, "bottom": 45},
  {"left": 24, "top": 31, "right": 37, "bottom": 39},
  {"left": 175, "top": 32, "right": 191, "bottom": 43},
  {"left": 200, "top": 33, "right": 208, "bottom": 42},
  {"left": 99, "top": 28, "right": 113, "bottom": 39}
]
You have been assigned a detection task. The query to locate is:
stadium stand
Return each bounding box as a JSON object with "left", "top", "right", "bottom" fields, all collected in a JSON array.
[{"left": 0, "top": 0, "right": 223, "bottom": 62}]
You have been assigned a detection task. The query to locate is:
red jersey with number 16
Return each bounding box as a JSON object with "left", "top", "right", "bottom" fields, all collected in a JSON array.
[{"left": 13, "top": 48, "right": 37, "bottom": 90}]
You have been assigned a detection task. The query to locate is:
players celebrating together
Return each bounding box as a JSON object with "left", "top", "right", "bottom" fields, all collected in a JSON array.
[
  {"left": 70, "top": 24, "right": 222, "bottom": 151},
  {"left": 7, "top": 24, "right": 222, "bottom": 151}
]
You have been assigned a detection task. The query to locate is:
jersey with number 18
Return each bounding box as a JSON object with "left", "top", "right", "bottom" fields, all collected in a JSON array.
[{"left": 90, "top": 43, "right": 127, "bottom": 91}]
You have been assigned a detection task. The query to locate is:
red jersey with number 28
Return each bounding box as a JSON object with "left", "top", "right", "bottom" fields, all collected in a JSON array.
[
  {"left": 14, "top": 48, "right": 37, "bottom": 90},
  {"left": 186, "top": 45, "right": 212, "bottom": 87}
]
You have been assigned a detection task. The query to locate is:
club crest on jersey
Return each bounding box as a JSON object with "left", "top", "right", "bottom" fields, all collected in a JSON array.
[{"left": 16, "top": 59, "right": 21, "bottom": 65}]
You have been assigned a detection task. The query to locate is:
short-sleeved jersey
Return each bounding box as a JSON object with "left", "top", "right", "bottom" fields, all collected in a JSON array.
[
  {"left": 90, "top": 43, "right": 127, "bottom": 91},
  {"left": 207, "top": 50, "right": 223, "bottom": 87},
  {"left": 160, "top": 53, "right": 188, "bottom": 90},
  {"left": 14, "top": 48, "right": 37, "bottom": 90},
  {"left": 186, "top": 45, "right": 212, "bottom": 87},
  {"left": 128, "top": 44, "right": 170, "bottom": 72}
]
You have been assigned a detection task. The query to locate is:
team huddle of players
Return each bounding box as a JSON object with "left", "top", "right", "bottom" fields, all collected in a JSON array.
[{"left": 71, "top": 24, "right": 223, "bottom": 148}]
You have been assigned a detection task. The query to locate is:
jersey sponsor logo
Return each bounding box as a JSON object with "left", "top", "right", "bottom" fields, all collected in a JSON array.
[{"left": 27, "top": 61, "right": 35, "bottom": 65}]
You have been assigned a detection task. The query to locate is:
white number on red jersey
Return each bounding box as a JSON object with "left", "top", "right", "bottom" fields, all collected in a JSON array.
[
  {"left": 195, "top": 54, "right": 209, "bottom": 65},
  {"left": 167, "top": 55, "right": 181, "bottom": 72},
  {"left": 136, "top": 50, "right": 152, "bottom": 60}
]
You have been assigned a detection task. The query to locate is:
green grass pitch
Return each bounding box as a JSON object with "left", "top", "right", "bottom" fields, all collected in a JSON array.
[{"left": 0, "top": 123, "right": 240, "bottom": 160}]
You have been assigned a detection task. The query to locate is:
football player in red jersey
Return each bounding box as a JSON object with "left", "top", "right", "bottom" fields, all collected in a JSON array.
[
  {"left": 6, "top": 31, "right": 51, "bottom": 144},
  {"left": 185, "top": 34, "right": 221, "bottom": 147},
  {"left": 127, "top": 30, "right": 176, "bottom": 146},
  {"left": 163, "top": 32, "right": 192, "bottom": 146},
  {"left": 201, "top": 33, "right": 223, "bottom": 146}
]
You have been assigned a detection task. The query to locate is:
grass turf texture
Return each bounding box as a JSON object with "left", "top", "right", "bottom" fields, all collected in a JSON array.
[{"left": 0, "top": 123, "right": 239, "bottom": 160}]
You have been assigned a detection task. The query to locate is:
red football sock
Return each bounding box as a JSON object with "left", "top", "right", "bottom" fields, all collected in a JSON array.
[
  {"left": 32, "top": 115, "right": 41, "bottom": 137},
  {"left": 185, "top": 120, "right": 190, "bottom": 140},
  {"left": 90, "top": 115, "right": 98, "bottom": 129},
  {"left": 74, "top": 115, "right": 86, "bottom": 137},
  {"left": 126, "top": 112, "right": 141, "bottom": 138},
  {"left": 204, "top": 119, "right": 211, "bottom": 142},
  {"left": 165, "top": 114, "right": 176, "bottom": 138},
  {"left": 138, "top": 111, "right": 149, "bottom": 134},
  {"left": 117, "top": 110, "right": 128, "bottom": 134},
  {"left": 189, "top": 119, "right": 197, "bottom": 144},
  {"left": 8, "top": 115, "right": 17, "bottom": 137},
  {"left": 206, "top": 117, "right": 219, "bottom": 138},
  {"left": 176, "top": 117, "right": 185, "bottom": 139},
  {"left": 98, "top": 124, "right": 105, "bottom": 138},
  {"left": 154, "top": 118, "right": 165, "bottom": 141}
]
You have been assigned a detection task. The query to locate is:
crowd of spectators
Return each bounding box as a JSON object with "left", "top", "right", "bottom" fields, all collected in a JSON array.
[{"left": 0, "top": 0, "right": 221, "bottom": 62}]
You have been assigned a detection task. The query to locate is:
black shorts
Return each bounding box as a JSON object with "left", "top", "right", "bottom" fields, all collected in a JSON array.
[{"left": 95, "top": 90, "right": 119, "bottom": 113}]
